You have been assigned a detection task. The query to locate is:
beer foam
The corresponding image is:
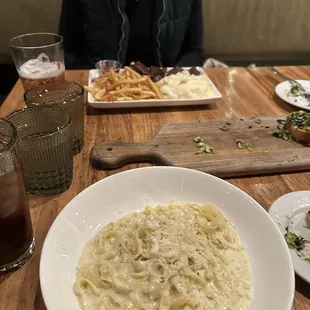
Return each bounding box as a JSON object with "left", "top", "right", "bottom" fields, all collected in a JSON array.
[{"left": 18, "top": 53, "right": 65, "bottom": 79}]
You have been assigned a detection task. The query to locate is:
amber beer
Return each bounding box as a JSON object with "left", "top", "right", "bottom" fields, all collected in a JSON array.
[
  {"left": 9, "top": 33, "right": 65, "bottom": 91},
  {"left": 18, "top": 59, "right": 65, "bottom": 91}
]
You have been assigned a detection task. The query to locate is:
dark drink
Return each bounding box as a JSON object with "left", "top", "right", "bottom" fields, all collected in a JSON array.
[
  {"left": 0, "top": 166, "right": 34, "bottom": 268},
  {"left": 0, "top": 118, "right": 34, "bottom": 273}
]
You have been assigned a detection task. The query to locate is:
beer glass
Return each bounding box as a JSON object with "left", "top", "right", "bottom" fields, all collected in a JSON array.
[
  {"left": 9, "top": 33, "right": 65, "bottom": 91},
  {"left": 0, "top": 118, "right": 35, "bottom": 273}
]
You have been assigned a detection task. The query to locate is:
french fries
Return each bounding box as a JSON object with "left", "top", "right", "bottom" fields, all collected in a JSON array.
[{"left": 85, "top": 66, "right": 164, "bottom": 101}]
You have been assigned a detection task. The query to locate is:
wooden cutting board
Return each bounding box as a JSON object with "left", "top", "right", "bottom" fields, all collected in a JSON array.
[{"left": 90, "top": 117, "right": 310, "bottom": 178}]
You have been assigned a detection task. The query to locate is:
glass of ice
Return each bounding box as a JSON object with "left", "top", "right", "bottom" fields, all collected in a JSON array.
[{"left": 9, "top": 33, "right": 65, "bottom": 91}]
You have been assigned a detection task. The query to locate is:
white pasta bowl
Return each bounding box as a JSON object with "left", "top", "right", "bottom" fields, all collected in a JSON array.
[{"left": 40, "top": 166, "right": 294, "bottom": 310}]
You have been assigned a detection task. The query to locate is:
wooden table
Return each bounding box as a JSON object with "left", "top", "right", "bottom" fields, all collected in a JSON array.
[{"left": 1, "top": 66, "right": 310, "bottom": 310}]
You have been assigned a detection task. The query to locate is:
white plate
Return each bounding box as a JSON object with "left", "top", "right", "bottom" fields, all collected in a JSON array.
[
  {"left": 275, "top": 80, "right": 310, "bottom": 111},
  {"left": 269, "top": 191, "right": 310, "bottom": 284},
  {"left": 87, "top": 67, "right": 222, "bottom": 108},
  {"left": 40, "top": 166, "right": 294, "bottom": 310}
]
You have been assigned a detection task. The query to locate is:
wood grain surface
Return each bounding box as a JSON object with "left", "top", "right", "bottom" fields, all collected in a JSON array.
[
  {"left": 91, "top": 116, "right": 310, "bottom": 177},
  {"left": 0, "top": 67, "right": 310, "bottom": 310}
]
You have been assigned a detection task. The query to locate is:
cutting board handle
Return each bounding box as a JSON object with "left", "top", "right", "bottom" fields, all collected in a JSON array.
[{"left": 90, "top": 141, "right": 173, "bottom": 170}]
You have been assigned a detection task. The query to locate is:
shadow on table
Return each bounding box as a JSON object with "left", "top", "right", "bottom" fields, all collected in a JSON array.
[
  {"left": 272, "top": 93, "right": 296, "bottom": 114},
  {"left": 28, "top": 194, "right": 60, "bottom": 210},
  {"left": 0, "top": 270, "right": 14, "bottom": 284},
  {"left": 34, "top": 282, "right": 46, "bottom": 310},
  {"left": 86, "top": 102, "right": 218, "bottom": 116},
  {"left": 256, "top": 74, "right": 298, "bottom": 114},
  {"left": 296, "top": 274, "right": 310, "bottom": 299}
]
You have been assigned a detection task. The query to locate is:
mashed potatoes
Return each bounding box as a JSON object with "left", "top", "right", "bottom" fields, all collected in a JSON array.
[{"left": 158, "top": 71, "right": 215, "bottom": 99}]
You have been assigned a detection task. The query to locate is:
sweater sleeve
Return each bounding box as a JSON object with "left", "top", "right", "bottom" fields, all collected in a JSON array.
[
  {"left": 58, "top": 0, "right": 90, "bottom": 69},
  {"left": 177, "top": 0, "right": 204, "bottom": 67}
]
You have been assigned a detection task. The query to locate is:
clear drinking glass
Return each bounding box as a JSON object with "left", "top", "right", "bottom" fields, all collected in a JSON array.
[
  {"left": 9, "top": 33, "right": 65, "bottom": 91},
  {"left": 7, "top": 107, "right": 73, "bottom": 195},
  {"left": 24, "top": 81, "right": 84, "bottom": 154},
  {"left": 0, "top": 118, "right": 35, "bottom": 274}
]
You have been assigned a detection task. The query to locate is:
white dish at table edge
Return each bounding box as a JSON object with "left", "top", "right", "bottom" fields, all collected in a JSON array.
[
  {"left": 269, "top": 191, "right": 310, "bottom": 284},
  {"left": 275, "top": 80, "right": 310, "bottom": 111},
  {"left": 40, "top": 166, "right": 294, "bottom": 310},
  {"left": 87, "top": 67, "right": 222, "bottom": 109}
]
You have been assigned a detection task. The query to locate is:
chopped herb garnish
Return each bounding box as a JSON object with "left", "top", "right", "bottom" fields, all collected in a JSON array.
[
  {"left": 284, "top": 228, "right": 310, "bottom": 263},
  {"left": 273, "top": 120, "right": 290, "bottom": 141},
  {"left": 193, "top": 137, "right": 203, "bottom": 143},
  {"left": 254, "top": 119, "right": 262, "bottom": 124},
  {"left": 284, "top": 230, "right": 306, "bottom": 251},
  {"left": 287, "top": 110, "right": 310, "bottom": 131},
  {"left": 153, "top": 144, "right": 159, "bottom": 148},
  {"left": 195, "top": 148, "right": 204, "bottom": 155},
  {"left": 204, "top": 144, "right": 215, "bottom": 154},
  {"left": 219, "top": 125, "right": 229, "bottom": 131},
  {"left": 289, "top": 84, "right": 303, "bottom": 97},
  {"left": 193, "top": 137, "right": 215, "bottom": 154},
  {"left": 235, "top": 139, "right": 254, "bottom": 151},
  {"left": 245, "top": 143, "right": 254, "bottom": 151}
]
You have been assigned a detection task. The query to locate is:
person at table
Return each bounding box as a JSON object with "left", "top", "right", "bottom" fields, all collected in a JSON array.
[{"left": 58, "top": 0, "right": 204, "bottom": 69}]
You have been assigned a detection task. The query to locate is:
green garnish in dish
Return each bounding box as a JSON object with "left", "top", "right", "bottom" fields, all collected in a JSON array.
[
  {"left": 285, "top": 231, "right": 306, "bottom": 251},
  {"left": 289, "top": 84, "right": 303, "bottom": 97},
  {"left": 273, "top": 119, "right": 290, "bottom": 141},
  {"left": 285, "top": 228, "right": 310, "bottom": 264},
  {"left": 274, "top": 111, "right": 310, "bottom": 141},
  {"left": 287, "top": 110, "right": 310, "bottom": 131}
]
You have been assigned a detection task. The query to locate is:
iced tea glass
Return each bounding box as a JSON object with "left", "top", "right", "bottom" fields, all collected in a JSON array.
[
  {"left": 7, "top": 107, "right": 73, "bottom": 195},
  {"left": 9, "top": 33, "right": 65, "bottom": 91},
  {"left": 24, "top": 81, "right": 84, "bottom": 154},
  {"left": 0, "top": 118, "right": 35, "bottom": 274}
]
